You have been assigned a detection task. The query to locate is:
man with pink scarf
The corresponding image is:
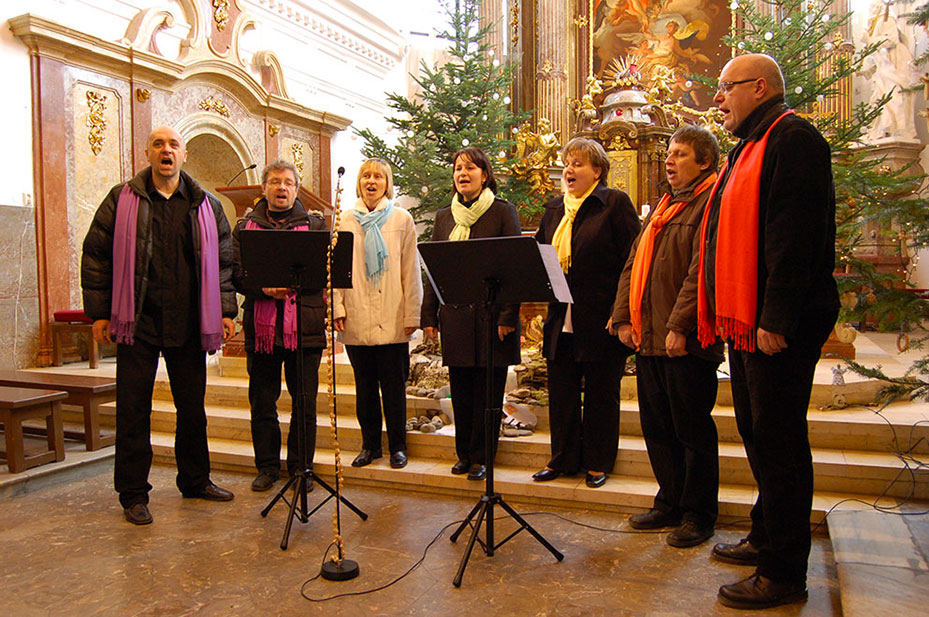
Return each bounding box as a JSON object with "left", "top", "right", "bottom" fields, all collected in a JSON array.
[
  {"left": 82, "top": 126, "right": 237, "bottom": 526},
  {"left": 231, "top": 160, "right": 328, "bottom": 493}
]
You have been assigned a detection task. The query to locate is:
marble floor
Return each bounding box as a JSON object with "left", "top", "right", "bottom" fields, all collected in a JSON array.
[{"left": 0, "top": 465, "right": 840, "bottom": 617}]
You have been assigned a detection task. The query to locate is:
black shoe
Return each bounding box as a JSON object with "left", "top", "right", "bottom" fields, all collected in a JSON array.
[
  {"left": 585, "top": 472, "right": 607, "bottom": 488},
  {"left": 451, "top": 460, "right": 470, "bottom": 475},
  {"left": 123, "top": 503, "right": 153, "bottom": 525},
  {"left": 351, "top": 449, "right": 382, "bottom": 467},
  {"left": 532, "top": 468, "right": 560, "bottom": 482},
  {"left": 390, "top": 451, "right": 408, "bottom": 469},
  {"left": 467, "top": 464, "right": 486, "bottom": 481},
  {"left": 718, "top": 573, "right": 808, "bottom": 609},
  {"left": 712, "top": 537, "right": 761, "bottom": 565},
  {"left": 251, "top": 472, "right": 278, "bottom": 492},
  {"left": 184, "top": 482, "right": 234, "bottom": 501},
  {"left": 628, "top": 509, "right": 682, "bottom": 530},
  {"left": 667, "top": 518, "right": 715, "bottom": 548}
]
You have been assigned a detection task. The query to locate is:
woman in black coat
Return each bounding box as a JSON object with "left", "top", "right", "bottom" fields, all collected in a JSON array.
[
  {"left": 421, "top": 147, "right": 522, "bottom": 481},
  {"left": 532, "top": 137, "right": 641, "bottom": 488}
]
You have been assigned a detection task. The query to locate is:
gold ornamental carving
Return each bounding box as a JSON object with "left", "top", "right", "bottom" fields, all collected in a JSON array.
[
  {"left": 291, "top": 143, "right": 305, "bottom": 178},
  {"left": 135, "top": 88, "right": 151, "bottom": 103},
  {"left": 510, "top": 0, "right": 519, "bottom": 47},
  {"left": 607, "top": 150, "right": 637, "bottom": 195},
  {"left": 268, "top": 124, "right": 281, "bottom": 137},
  {"left": 574, "top": 16, "right": 589, "bottom": 29},
  {"left": 212, "top": 0, "right": 229, "bottom": 32},
  {"left": 536, "top": 60, "right": 567, "bottom": 81},
  {"left": 198, "top": 95, "right": 230, "bottom": 117},
  {"left": 85, "top": 91, "right": 107, "bottom": 156},
  {"left": 508, "top": 119, "right": 561, "bottom": 195}
]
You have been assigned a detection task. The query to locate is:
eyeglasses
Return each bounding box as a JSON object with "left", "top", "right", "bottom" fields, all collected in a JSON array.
[
  {"left": 717, "top": 77, "right": 760, "bottom": 93},
  {"left": 266, "top": 178, "right": 296, "bottom": 188}
]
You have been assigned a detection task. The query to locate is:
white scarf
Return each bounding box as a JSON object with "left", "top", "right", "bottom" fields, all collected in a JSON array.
[{"left": 449, "top": 187, "right": 495, "bottom": 241}]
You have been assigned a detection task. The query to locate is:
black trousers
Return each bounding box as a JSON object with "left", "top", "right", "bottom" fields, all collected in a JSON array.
[
  {"left": 246, "top": 347, "right": 322, "bottom": 477},
  {"left": 546, "top": 334, "right": 623, "bottom": 474},
  {"left": 115, "top": 338, "right": 210, "bottom": 508},
  {"left": 636, "top": 354, "right": 720, "bottom": 526},
  {"left": 448, "top": 366, "right": 507, "bottom": 465},
  {"left": 728, "top": 310, "right": 836, "bottom": 585},
  {"left": 345, "top": 343, "right": 410, "bottom": 455}
]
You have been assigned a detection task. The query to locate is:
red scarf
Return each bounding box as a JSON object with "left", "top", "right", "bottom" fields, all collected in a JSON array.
[
  {"left": 629, "top": 173, "right": 716, "bottom": 346},
  {"left": 697, "top": 110, "right": 793, "bottom": 352}
]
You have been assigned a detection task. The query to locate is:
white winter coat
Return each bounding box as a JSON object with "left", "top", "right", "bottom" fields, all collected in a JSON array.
[{"left": 333, "top": 198, "right": 422, "bottom": 346}]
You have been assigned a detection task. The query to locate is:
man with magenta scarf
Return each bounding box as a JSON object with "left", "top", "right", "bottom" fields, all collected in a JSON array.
[
  {"left": 232, "top": 160, "right": 328, "bottom": 493},
  {"left": 82, "top": 126, "right": 237, "bottom": 526}
]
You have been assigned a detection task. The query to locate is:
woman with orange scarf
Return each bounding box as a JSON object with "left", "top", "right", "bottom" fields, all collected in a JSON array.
[{"left": 612, "top": 125, "right": 724, "bottom": 548}]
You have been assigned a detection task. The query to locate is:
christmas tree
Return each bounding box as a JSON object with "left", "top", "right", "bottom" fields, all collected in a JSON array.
[
  {"left": 356, "top": 0, "right": 539, "bottom": 235},
  {"left": 717, "top": 0, "right": 929, "bottom": 399}
]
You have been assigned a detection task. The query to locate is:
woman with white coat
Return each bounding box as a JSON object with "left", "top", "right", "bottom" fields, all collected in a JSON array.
[{"left": 334, "top": 158, "right": 422, "bottom": 469}]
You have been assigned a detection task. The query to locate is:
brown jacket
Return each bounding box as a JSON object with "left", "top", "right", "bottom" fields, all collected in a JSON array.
[{"left": 612, "top": 171, "right": 723, "bottom": 363}]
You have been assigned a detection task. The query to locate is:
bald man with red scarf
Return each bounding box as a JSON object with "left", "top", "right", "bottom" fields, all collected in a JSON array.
[{"left": 699, "top": 54, "right": 839, "bottom": 610}]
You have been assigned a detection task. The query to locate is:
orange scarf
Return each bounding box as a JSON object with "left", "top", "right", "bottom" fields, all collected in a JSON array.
[
  {"left": 628, "top": 173, "right": 716, "bottom": 345},
  {"left": 697, "top": 110, "right": 793, "bottom": 352}
]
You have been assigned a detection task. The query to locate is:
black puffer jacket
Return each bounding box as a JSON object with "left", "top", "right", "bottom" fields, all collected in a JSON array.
[
  {"left": 232, "top": 198, "right": 328, "bottom": 351},
  {"left": 81, "top": 167, "right": 237, "bottom": 328}
]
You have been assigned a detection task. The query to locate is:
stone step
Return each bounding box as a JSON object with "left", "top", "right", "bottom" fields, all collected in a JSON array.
[
  {"left": 112, "top": 373, "right": 929, "bottom": 457},
  {"left": 106, "top": 399, "right": 928, "bottom": 500},
  {"left": 219, "top": 354, "right": 888, "bottom": 409},
  {"left": 148, "top": 431, "right": 893, "bottom": 524}
]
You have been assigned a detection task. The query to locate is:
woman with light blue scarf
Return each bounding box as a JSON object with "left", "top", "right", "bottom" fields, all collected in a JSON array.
[{"left": 334, "top": 158, "right": 422, "bottom": 469}]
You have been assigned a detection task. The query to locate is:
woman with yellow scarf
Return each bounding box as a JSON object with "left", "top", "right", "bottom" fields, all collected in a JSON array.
[
  {"left": 531, "top": 137, "right": 640, "bottom": 488},
  {"left": 421, "top": 147, "right": 522, "bottom": 481}
]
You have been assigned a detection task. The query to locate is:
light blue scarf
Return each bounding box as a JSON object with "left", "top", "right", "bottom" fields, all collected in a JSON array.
[{"left": 353, "top": 198, "right": 394, "bottom": 286}]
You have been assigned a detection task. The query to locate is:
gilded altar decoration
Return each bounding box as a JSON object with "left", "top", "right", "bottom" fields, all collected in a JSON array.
[
  {"left": 291, "top": 143, "right": 305, "bottom": 178},
  {"left": 574, "top": 16, "right": 589, "bottom": 29},
  {"left": 510, "top": 0, "right": 519, "bottom": 47},
  {"left": 268, "top": 124, "right": 281, "bottom": 137},
  {"left": 508, "top": 119, "right": 560, "bottom": 195},
  {"left": 135, "top": 88, "right": 151, "bottom": 103},
  {"left": 212, "top": 0, "right": 229, "bottom": 32},
  {"left": 85, "top": 91, "right": 107, "bottom": 156},
  {"left": 198, "top": 95, "right": 230, "bottom": 117}
]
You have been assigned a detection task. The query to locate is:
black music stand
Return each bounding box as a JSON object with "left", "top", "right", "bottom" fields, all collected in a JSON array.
[
  {"left": 418, "top": 236, "right": 571, "bottom": 587},
  {"left": 239, "top": 228, "right": 367, "bottom": 552}
]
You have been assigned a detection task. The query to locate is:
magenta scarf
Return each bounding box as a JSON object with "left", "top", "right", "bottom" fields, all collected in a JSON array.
[
  {"left": 245, "top": 218, "right": 308, "bottom": 353},
  {"left": 111, "top": 184, "right": 224, "bottom": 351}
]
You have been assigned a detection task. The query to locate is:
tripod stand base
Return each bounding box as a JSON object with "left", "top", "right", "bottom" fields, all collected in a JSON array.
[{"left": 321, "top": 559, "right": 360, "bottom": 581}]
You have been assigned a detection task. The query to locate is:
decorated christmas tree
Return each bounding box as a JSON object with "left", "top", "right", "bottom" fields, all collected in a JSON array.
[
  {"left": 356, "top": 0, "right": 544, "bottom": 234},
  {"left": 718, "top": 0, "right": 928, "bottom": 399}
]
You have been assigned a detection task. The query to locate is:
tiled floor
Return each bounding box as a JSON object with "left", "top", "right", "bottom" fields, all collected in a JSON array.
[{"left": 0, "top": 464, "right": 841, "bottom": 616}]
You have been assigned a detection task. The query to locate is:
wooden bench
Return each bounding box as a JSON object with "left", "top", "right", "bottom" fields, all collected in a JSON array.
[
  {"left": 0, "top": 386, "right": 67, "bottom": 473},
  {"left": 0, "top": 371, "right": 116, "bottom": 451},
  {"left": 51, "top": 322, "right": 100, "bottom": 369}
]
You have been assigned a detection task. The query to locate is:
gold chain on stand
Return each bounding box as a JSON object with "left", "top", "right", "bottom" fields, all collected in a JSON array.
[{"left": 325, "top": 182, "right": 345, "bottom": 562}]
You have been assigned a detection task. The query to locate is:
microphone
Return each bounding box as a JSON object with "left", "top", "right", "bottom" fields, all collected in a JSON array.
[
  {"left": 337, "top": 166, "right": 345, "bottom": 177},
  {"left": 225, "top": 163, "right": 257, "bottom": 185}
]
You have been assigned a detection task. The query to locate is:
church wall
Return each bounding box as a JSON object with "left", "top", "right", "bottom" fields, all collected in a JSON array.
[{"left": 0, "top": 0, "right": 409, "bottom": 368}]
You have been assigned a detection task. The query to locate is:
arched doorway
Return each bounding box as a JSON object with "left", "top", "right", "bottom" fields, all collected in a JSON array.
[{"left": 185, "top": 133, "right": 250, "bottom": 225}]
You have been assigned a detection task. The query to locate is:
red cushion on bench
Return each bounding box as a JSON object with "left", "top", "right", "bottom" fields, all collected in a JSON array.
[{"left": 53, "top": 310, "right": 92, "bottom": 323}]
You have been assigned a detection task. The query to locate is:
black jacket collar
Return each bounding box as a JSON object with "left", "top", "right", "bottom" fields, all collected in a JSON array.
[{"left": 733, "top": 96, "right": 788, "bottom": 141}]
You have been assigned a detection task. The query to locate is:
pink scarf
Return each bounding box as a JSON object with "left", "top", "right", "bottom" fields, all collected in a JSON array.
[{"left": 111, "top": 184, "right": 224, "bottom": 351}]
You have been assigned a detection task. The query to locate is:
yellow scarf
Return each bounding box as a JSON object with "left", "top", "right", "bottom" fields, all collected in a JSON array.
[
  {"left": 552, "top": 181, "right": 598, "bottom": 273},
  {"left": 449, "top": 187, "right": 495, "bottom": 241}
]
